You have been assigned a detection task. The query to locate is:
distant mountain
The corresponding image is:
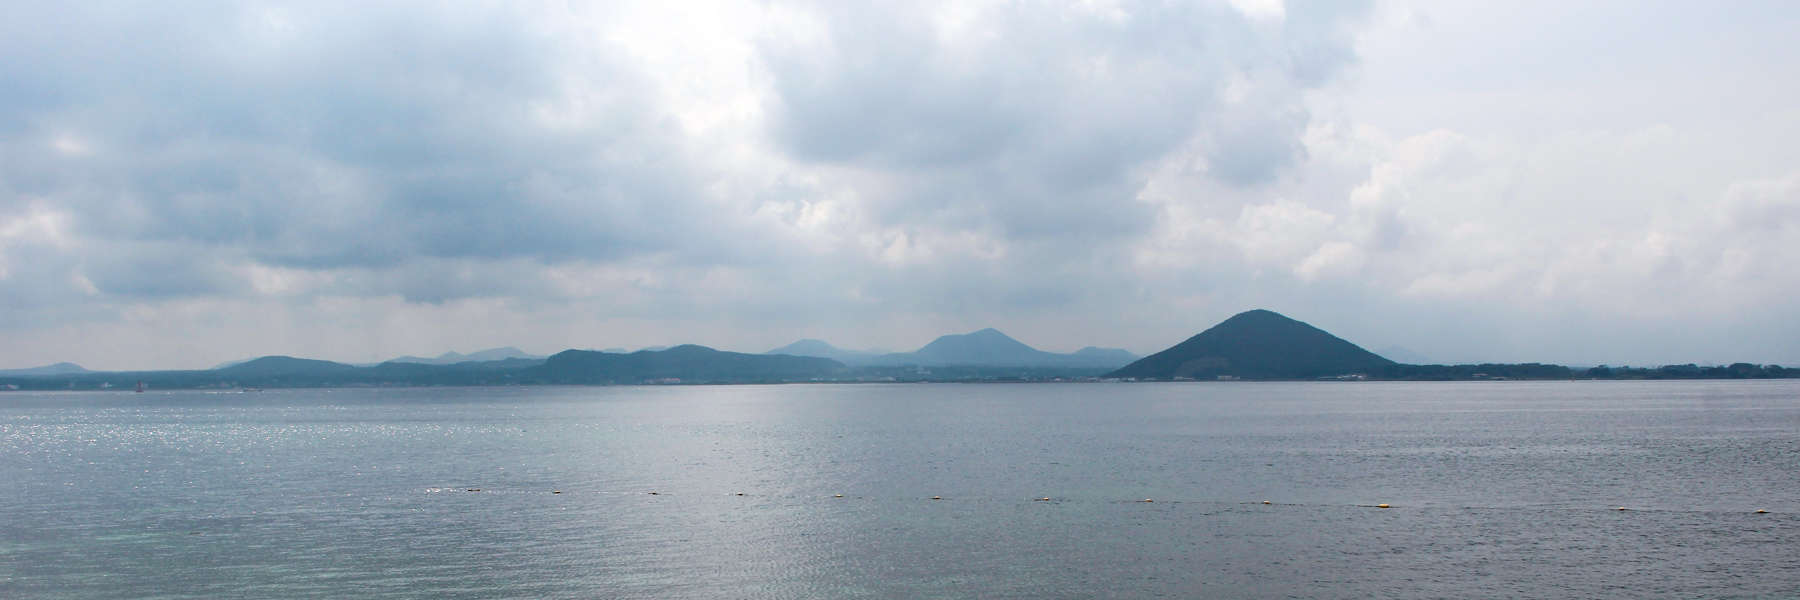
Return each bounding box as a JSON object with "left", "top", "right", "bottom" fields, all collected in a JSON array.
[
  {"left": 0, "top": 362, "right": 90, "bottom": 376},
  {"left": 377, "top": 356, "right": 544, "bottom": 372},
  {"left": 387, "top": 347, "right": 543, "bottom": 365},
  {"left": 1072, "top": 346, "right": 1139, "bottom": 365},
  {"left": 6, "top": 330, "right": 1793, "bottom": 389},
  {"left": 766, "top": 339, "right": 884, "bottom": 365},
  {"left": 532, "top": 345, "right": 845, "bottom": 384},
  {"left": 1108, "top": 309, "right": 1395, "bottom": 380},
  {"left": 865, "top": 328, "right": 1136, "bottom": 368},
  {"left": 900, "top": 327, "right": 1051, "bottom": 363},
  {"left": 463, "top": 357, "right": 545, "bottom": 370},
  {"left": 216, "top": 356, "right": 358, "bottom": 377},
  {"left": 912, "top": 328, "right": 1042, "bottom": 364}
]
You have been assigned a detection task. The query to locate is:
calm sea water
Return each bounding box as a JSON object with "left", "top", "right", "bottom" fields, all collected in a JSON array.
[{"left": 2, "top": 381, "right": 1797, "bottom": 598}]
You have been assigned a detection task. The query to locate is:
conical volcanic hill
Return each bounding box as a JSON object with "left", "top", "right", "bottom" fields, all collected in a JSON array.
[{"left": 1107, "top": 309, "right": 1393, "bottom": 380}]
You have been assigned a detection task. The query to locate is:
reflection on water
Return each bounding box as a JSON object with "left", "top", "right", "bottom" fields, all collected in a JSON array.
[{"left": 2, "top": 381, "right": 1798, "bottom": 598}]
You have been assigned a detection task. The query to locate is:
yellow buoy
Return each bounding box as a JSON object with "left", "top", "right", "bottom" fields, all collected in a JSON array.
[{"left": 1376, "top": 504, "right": 1390, "bottom": 509}]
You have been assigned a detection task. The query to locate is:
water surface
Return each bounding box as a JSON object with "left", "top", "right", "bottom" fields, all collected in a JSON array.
[{"left": 2, "top": 381, "right": 1797, "bottom": 598}]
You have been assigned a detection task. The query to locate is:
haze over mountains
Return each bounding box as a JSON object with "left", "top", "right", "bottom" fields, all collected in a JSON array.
[
  {"left": 0, "top": 323, "right": 1141, "bottom": 389},
  {"left": 209, "top": 347, "right": 547, "bottom": 370},
  {"left": 767, "top": 328, "right": 1137, "bottom": 368},
  {"left": 0, "top": 362, "right": 90, "bottom": 377},
  {"left": 4, "top": 310, "right": 1794, "bottom": 390},
  {"left": 385, "top": 347, "right": 545, "bottom": 366},
  {"left": 1373, "top": 346, "right": 1433, "bottom": 366},
  {"left": 765, "top": 340, "right": 884, "bottom": 365}
]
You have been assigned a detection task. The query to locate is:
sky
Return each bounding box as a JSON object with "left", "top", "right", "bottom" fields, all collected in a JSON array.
[{"left": 3, "top": 0, "right": 1798, "bottom": 370}]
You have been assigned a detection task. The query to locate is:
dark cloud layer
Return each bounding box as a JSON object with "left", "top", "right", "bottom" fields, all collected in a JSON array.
[{"left": 2, "top": 2, "right": 711, "bottom": 279}]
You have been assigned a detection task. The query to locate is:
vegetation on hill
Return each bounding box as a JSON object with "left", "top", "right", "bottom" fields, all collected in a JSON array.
[
  {"left": 216, "top": 356, "right": 357, "bottom": 376},
  {"left": 3, "top": 312, "right": 1795, "bottom": 390},
  {"left": 1108, "top": 309, "right": 1395, "bottom": 380},
  {"left": 1582, "top": 363, "right": 1792, "bottom": 380},
  {"left": 530, "top": 345, "right": 845, "bottom": 384},
  {"left": 862, "top": 328, "right": 1137, "bottom": 368}
]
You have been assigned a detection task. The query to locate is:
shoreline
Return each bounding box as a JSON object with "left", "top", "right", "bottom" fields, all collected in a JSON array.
[{"left": 5, "top": 376, "right": 1799, "bottom": 393}]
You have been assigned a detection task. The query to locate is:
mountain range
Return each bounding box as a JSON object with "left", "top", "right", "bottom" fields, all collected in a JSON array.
[
  {"left": 384, "top": 347, "right": 544, "bottom": 366},
  {"left": 5, "top": 309, "right": 1793, "bottom": 389}
]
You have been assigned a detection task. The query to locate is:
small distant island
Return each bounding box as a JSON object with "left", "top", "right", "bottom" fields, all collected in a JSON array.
[{"left": 1, "top": 309, "right": 1793, "bottom": 390}]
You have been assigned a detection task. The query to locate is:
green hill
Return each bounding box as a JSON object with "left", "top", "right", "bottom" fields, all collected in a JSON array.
[
  {"left": 1107, "top": 309, "right": 1394, "bottom": 380},
  {"left": 911, "top": 328, "right": 1050, "bottom": 365},
  {"left": 531, "top": 345, "right": 846, "bottom": 384},
  {"left": 215, "top": 356, "right": 357, "bottom": 376},
  {"left": 862, "top": 328, "right": 1136, "bottom": 368}
]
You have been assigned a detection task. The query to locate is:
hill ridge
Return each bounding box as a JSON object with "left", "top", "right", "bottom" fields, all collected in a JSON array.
[
  {"left": 1108, "top": 309, "right": 1393, "bottom": 380},
  {"left": 535, "top": 346, "right": 844, "bottom": 384}
]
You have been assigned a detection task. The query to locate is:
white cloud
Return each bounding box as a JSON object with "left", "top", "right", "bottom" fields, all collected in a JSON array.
[
  {"left": 1229, "top": 0, "right": 1286, "bottom": 24},
  {"left": 3, "top": 0, "right": 1799, "bottom": 369}
]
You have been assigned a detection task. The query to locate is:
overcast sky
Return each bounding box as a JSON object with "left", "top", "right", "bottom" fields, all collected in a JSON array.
[{"left": 4, "top": 1, "right": 1798, "bottom": 370}]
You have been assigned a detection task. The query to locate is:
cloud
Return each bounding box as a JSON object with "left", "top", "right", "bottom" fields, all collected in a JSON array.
[
  {"left": 3, "top": 0, "right": 1798, "bottom": 369},
  {"left": 1, "top": 1, "right": 726, "bottom": 272},
  {"left": 759, "top": 0, "right": 1369, "bottom": 240},
  {"left": 1129, "top": 112, "right": 1800, "bottom": 363}
]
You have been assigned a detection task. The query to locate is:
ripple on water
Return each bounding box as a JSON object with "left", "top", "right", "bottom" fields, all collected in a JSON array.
[{"left": 2, "top": 381, "right": 1798, "bottom": 598}]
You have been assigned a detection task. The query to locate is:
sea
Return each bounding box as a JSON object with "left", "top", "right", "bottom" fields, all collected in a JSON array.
[{"left": 2, "top": 381, "right": 1797, "bottom": 598}]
